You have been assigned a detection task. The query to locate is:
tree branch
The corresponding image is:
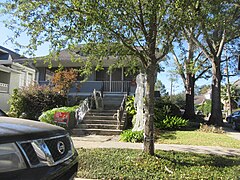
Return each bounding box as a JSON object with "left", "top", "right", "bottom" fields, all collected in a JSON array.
[
  {"left": 172, "top": 50, "right": 186, "bottom": 88},
  {"left": 185, "top": 28, "right": 212, "bottom": 61}
]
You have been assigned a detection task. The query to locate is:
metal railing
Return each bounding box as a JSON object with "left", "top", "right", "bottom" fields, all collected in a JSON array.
[
  {"left": 39, "top": 80, "right": 131, "bottom": 93},
  {"left": 103, "top": 81, "right": 131, "bottom": 92},
  {"left": 0, "top": 82, "right": 9, "bottom": 93},
  {"left": 116, "top": 94, "right": 127, "bottom": 130},
  {"left": 75, "top": 97, "right": 90, "bottom": 124}
]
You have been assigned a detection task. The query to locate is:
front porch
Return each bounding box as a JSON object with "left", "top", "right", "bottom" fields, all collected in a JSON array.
[
  {"left": 71, "top": 80, "right": 134, "bottom": 94},
  {"left": 39, "top": 80, "right": 136, "bottom": 96}
]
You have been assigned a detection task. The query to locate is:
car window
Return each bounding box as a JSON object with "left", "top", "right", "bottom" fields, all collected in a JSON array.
[{"left": 233, "top": 111, "right": 240, "bottom": 116}]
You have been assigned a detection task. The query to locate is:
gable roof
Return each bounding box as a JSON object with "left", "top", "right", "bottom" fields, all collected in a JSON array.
[{"left": 0, "top": 46, "right": 24, "bottom": 65}]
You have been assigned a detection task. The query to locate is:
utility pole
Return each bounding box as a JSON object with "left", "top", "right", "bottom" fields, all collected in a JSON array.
[{"left": 170, "top": 79, "right": 173, "bottom": 102}]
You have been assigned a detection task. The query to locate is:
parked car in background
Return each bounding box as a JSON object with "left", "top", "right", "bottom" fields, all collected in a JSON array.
[
  {"left": 232, "top": 116, "right": 240, "bottom": 131},
  {"left": 0, "top": 114, "right": 78, "bottom": 179},
  {"left": 226, "top": 110, "right": 240, "bottom": 123}
]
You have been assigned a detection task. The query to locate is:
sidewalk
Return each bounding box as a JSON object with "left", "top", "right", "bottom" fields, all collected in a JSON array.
[{"left": 72, "top": 134, "right": 240, "bottom": 156}]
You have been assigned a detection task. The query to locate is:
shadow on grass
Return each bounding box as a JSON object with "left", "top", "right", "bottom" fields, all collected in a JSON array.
[
  {"left": 155, "top": 151, "right": 240, "bottom": 168},
  {"left": 155, "top": 130, "right": 177, "bottom": 140},
  {"left": 155, "top": 120, "right": 202, "bottom": 141}
]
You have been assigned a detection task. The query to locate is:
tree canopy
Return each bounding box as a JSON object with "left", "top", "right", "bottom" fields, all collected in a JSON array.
[
  {"left": 1, "top": 0, "right": 179, "bottom": 155},
  {"left": 174, "top": 0, "right": 240, "bottom": 125}
]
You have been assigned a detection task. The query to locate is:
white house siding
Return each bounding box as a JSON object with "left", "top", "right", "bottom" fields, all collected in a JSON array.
[
  {"left": 0, "top": 93, "right": 10, "bottom": 111},
  {"left": 0, "top": 63, "right": 35, "bottom": 111}
]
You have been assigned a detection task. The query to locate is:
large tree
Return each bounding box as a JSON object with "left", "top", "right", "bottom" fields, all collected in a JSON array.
[
  {"left": 1, "top": 0, "right": 176, "bottom": 155},
  {"left": 175, "top": 0, "right": 240, "bottom": 125},
  {"left": 172, "top": 33, "right": 211, "bottom": 120}
]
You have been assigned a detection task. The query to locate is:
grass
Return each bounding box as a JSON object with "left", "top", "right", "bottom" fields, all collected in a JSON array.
[
  {"left": 155, "top": 130, "right": 240, "bottom": 149},
  {"left": 77, "top": 148, "right": 240, "bottom": 179}
]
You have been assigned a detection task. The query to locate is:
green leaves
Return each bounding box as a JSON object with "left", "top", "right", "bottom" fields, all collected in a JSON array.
[
  {"left": 120, "top": 129, "right": 144, "bottom": 143},
  {"left": 77, "top": 148, "right": 240, "bottom": 179}
]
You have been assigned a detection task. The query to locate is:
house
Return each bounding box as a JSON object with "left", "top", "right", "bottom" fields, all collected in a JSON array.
[
  {"left": 14, "top": 46, "right": 138, "bottom": 106},
  {"left": 0, "top": 46, "right": 35, "bottom": 111},
  {"left": 194, "top": 89, "right": 212, "bottom": 106}
]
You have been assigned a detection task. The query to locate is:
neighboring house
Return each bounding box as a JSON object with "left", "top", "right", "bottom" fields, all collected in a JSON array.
[
  {"left": 14, "top": 47, "right": 137, "bottom": 100},
  {"left": 0, "top": 46, "right": 35, "bottom": 111},
  {"left": 194, "top": 89, "right": 212, "bottom": 106}
]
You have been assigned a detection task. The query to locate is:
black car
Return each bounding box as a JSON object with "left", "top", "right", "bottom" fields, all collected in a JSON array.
[
  {"left": 232, "top": 116, "right": 240, "bottom": 130},
  {"left": 226, "top": 110, "right": 240, "bottom": 123},
  {"left": 0, "top": 116, "right": 78, "bottom": 180}
]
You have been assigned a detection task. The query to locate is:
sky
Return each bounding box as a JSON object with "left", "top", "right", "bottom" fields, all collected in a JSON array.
[{"left": 0, "top": 4, "right": 239, "bottom": 95}]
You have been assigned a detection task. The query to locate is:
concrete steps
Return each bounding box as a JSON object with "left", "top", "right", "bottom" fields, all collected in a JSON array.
[
  {"left": 72, "top": 109, "right": 126, "bottom": 136},
  {"left": 72, "top": 128, "right": 122, "bottom": 136},
  {"left": 103, "top": 95, "right": 124, "bottom": 110}
]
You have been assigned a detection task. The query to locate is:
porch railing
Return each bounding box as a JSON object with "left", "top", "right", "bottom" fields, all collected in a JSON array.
[
  {"left": 39, "top": 80, "right": 132, "bottom": 93},
  {"left": 103, "top": 81, "right": 131, "bottom": 92},
  {"left": 0, "top": 82, "right": 9, "bottom": 93}
]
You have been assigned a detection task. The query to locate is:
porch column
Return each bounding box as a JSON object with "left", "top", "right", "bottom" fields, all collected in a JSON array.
[
  {"left": 121, "top": 67, "right": 124, "bottom": 92},
  {"left": 110, "top": 72, "right": 112, "bottom": 92}
]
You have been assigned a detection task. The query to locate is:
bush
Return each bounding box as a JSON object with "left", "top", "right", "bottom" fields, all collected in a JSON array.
[
  {"left": 154, "top": 100, "right": 182, "bottom": 117},
  {"left": 8, "top": 85, "right": 66, "bottom": 120},
  {"left": 124, "top": 96, "right": 136, "bottom": 129},
  {"left": 120, "top": 129, "right": 144, "bottom": 143},
  {"left": 125, "top": 96, "right": 136, "bottom": 116},
  {"left": 39, "top": 106, "right": 79, "bottom": 129},
  {"left": 155, "top": 116, "right": 188, "bottom": 130}
]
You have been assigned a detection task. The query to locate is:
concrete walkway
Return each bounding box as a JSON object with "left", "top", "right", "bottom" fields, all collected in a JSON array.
[
  {"left": 223, "top": 126, "right": 240, "bottom": 140},
  {"left": 72, "top": 133, "right": 240, "bottom": 156}
]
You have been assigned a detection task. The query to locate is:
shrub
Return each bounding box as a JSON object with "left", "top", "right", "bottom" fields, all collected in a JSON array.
[
  {"left": 39, "top": 106, "right": 79, "bottom": 129},
  {"left": 125, "top": 96, "right": 136, "bottom": 116},
  {"left": 8, "top": 84, "right": 66, "bottom": 120},
  {"left": 51, "top": 68, "right": 78, "bottom": 96},
  {"left": 154, "top": 100, "right": 182, "bottom": 117},
  {"left": 124, "top": 96, "right": 136, "bottom": 129},
  {"left": 155, "top": 116, "right": 188, "bottom": 130},
  {"left": 120, "top": 129, "right": 144, "bottom": 143},
  {"left": 8, "top": 89, "right": 24, "bottom": 117}
]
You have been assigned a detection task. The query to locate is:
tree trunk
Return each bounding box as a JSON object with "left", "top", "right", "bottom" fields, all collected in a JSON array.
[
  {"left": 183, "top": 73, "right": 195, "bottom": 120},
  {"left": 208, "top": 57, "right": 223, "bottom": 126},
  {"left": 144, "top": 64, "right": 155, "bottom": 155}
]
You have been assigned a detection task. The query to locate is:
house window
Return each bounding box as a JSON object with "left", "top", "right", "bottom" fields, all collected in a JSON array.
[
  {"left": 123, "top": 68, "right": 135, "bottom": 81},
  {"left": 27, "top": 73, "right": 33, "bottom": 85},
  {"left": 111, "top": 68, "right": 122, "bottom": 81},
  {"left": 96, "top": 68, "right": 110, "bottom": 81},
  {"left": 19, "top": 72, "right": 25, "bottom": 87}
]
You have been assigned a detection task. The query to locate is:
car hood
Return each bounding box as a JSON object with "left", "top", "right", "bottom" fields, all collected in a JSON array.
[{"left": 0, "top": 117, "right": 67, "bottom": 143}]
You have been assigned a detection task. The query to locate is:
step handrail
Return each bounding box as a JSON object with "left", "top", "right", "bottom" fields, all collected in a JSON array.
[
  {"left": 93, "top": 89, "right": 103, "bottom": 110},
  {"left": 75, "top": 97, "right": 90, "bottom": 124},
  {"left": 116, "top": 94, "right": 127, "bottom": 130}
]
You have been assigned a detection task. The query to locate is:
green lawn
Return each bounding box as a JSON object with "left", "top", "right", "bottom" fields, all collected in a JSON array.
[
  {"left": 77, "top": 148, "right": 240, "bottom": 179},
  {"left": 155, "top": 130, "right": 240, "bottom": 149}
]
